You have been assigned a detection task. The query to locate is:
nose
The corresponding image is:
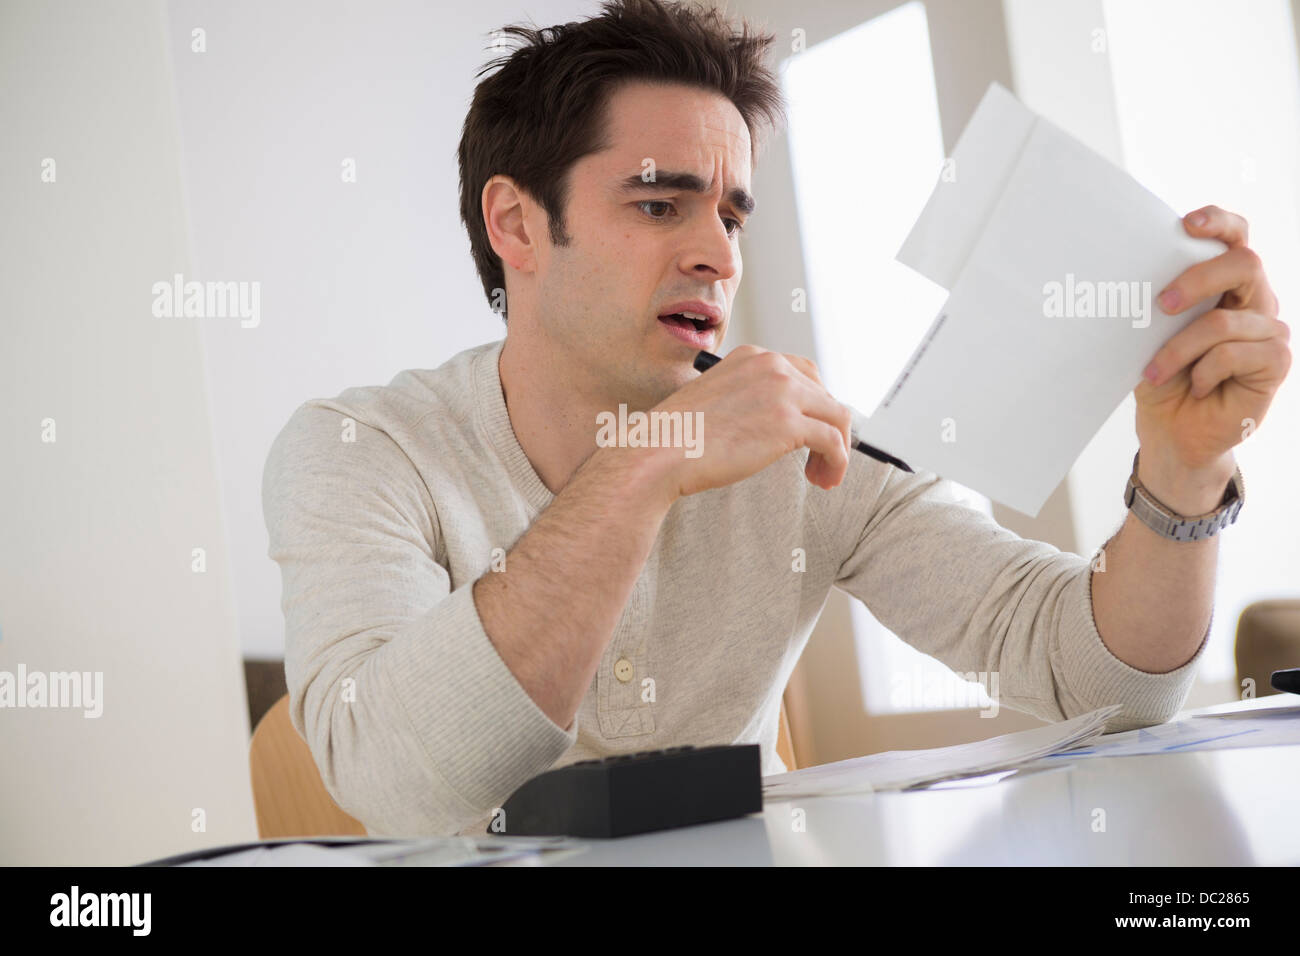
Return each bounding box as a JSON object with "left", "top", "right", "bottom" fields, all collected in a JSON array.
[{"left": 679, "top": 213, "right": 741, "bottom": 285}]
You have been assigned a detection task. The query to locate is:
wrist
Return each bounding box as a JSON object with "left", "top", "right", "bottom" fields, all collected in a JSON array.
[
  {"left": 1135, "top": 447, "right": 1236, "bottom": 516},
  {"left": 588, "top": 444, "right": 681, "bottom": 514}
]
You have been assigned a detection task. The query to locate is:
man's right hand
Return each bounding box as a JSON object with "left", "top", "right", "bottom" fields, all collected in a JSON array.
[
  {"left": 475, "top": 345, "right": 853, "bottom": 733},
  {"left": 643, "top": 345, "right": 853, "bottom": 502}
]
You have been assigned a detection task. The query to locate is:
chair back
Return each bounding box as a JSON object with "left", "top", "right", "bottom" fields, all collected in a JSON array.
[
  {"left": 249, "top": 694, "right": 366, "bottom": 838},
  {"left": 1236, "top": 599, "right": 1300, "bottom": 696},
  {"left": 778, "top": 697, "right": 798, "bottom": 770}
]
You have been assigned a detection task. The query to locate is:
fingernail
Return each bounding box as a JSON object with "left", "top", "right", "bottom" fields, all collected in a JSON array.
[
  {"left": 1158, "top": 288, "right": 1180, "bottom": 312},
  {"left": 1143, "top": 361, "right": 1160, "bottom": 383},
  {"left": 1189, "top": 211, "right": 1208, "bottom": 227}
]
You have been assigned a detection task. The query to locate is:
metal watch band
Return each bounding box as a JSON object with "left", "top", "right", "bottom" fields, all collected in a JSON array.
[{"left": 1123, "top": 451, "right": 1244, "bottom": 542}]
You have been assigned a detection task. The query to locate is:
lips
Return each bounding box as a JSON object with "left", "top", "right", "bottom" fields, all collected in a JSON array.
[
  {"left": 657, "top": 299, "right": 723, "bottom": 329},
  {"left": 658, "top": 313, "right": 718, "bottom": 348},
  {"left": 656, "top": 299, "right": 722, "bottom": 349}
]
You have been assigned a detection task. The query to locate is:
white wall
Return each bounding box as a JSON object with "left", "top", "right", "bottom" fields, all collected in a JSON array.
[
  {"left": 0, "top": 0, "right": 256, "bottom": 864},
  {"left": 164, "top": 0, "right": 599, "bottom": 658}
]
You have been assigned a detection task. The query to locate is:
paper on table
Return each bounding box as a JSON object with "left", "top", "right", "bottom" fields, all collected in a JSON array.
[
  {"left": 1028, "top": 700, "right": 1300, "bottom": 761},
  {"left": 175, "top": 835, "right": 582, "bottom": 867},
  {"left": 858, "top": 82, "right": 1226, "bottom": 517},
  {"left": 179, "top": 843, "right": 376, "bottom": 867},
  {"left": 762, "top": 704, "right": 1122, "bottom": 800}
]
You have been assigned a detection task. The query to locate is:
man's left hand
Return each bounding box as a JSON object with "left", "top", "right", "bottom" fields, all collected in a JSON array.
[{"left": 1134, "top": 204, "right": 1290, "bottom": 513}]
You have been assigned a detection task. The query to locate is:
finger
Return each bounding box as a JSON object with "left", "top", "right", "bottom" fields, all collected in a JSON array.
[
  {"left": 763, "top": 353, "right": 852, "bottom": 454},
  {"left": 782, "top": 353, "right": 824, "bottom": 386},
  {"left": 793, "top": 374, "right": 852, "bottom": 448},
  {"left": 1187, "top": 338, "right": 1292, "bottom": 399},
  {"left": 732, "top": 352, "right": 850, "bottom": 484},
  {"left": 718, "top": 343, "right": 765, "bottom": 366},
  {"left": 1158, "top": 245, "right": 1265, "bottom": 315},
  {"left": 1184, "top": 205, "right": 1249, "bottom": 248},
  {"left": 794, "top": 370, "right": 853, "bottom": 457},
  {"left": 1144, "top": 308, "right": 1287, "bottom": 385},
  {"left": 799, "top": 416, "right": 851, "bottom": 488},
  {"left": 783, "top": 354, "right": 855, "bottom": 454}
]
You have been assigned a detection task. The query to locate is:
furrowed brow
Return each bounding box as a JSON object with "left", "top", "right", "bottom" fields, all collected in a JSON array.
[{"left": 617, "top": 171, "right": 756, "bottom": 216}]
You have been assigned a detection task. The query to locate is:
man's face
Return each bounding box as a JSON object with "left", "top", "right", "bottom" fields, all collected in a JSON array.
[{"left": 528, "top": 80, "right": 753, "bottom": 410}]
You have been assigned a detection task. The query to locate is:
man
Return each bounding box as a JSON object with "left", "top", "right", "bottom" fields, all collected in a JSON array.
[{"left": 262, "top": 0, "right": 1290, "bottom": 837}]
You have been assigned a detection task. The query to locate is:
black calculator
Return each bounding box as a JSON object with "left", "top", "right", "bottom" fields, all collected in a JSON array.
[{"left": 489, "top": 744, "right": 762, "bottom": 838}]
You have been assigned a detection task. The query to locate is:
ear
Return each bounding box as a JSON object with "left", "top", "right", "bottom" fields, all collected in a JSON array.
[{"left": 482, "top": 175, "right": 537, "bottom": 277}]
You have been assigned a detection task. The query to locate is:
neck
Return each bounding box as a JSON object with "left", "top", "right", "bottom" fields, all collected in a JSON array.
[{"left": 498, "top": 332, "right": 612, "bottom": 494}]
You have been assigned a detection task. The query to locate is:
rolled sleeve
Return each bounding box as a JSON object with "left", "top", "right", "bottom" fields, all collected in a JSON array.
[
  {"left": 263, "top": 402, "right": 576, "bottom": 836},
  {"left": 381, "top": 583, "right": 577, "bottom": 818},
  {"left": 1052, "top": 564, "right": 1209, "bottom": 733}
]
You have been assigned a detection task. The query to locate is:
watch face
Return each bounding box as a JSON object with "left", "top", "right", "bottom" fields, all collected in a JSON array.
[{"left": 1223, "top": 472, "right": 1242, "bottom": 505}]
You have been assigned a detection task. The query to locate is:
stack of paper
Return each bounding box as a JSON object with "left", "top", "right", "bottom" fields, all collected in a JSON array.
[
  {"left": 858, "top": 82, "right": 1226, "bottom": 517},
  {"left": 762, "top": 704, "right": 1122, "bottom": 800},
  {"left": 1027, "top": 699, "right": 1300, "bottom": 761}
]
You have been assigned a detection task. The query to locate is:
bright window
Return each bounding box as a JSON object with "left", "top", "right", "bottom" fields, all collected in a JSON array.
[
  {"left": 781, "top": 1, "right": 994, "bottom": 714},
  {"left": 1103, "top": 0, "right": 1300, "bottom": 686}
]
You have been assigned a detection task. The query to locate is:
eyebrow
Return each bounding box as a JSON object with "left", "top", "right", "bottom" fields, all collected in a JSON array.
[{"left": 617, "top": 170, "right": 756, "bottom": 216}]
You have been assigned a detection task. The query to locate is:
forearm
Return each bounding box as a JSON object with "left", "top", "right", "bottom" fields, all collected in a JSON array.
[
  {"left": 473, "top": 444, "right": 675, "bottom": 730},
  {"left": 1091, "top": 451, "right": 1235, "bottom": 673}
]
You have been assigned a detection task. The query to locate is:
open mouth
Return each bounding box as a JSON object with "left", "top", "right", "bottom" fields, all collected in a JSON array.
[
  {"left": 659, "top": 313, "right": 713, "bottom": 332},
  {"left": 656, "top": 304, "right": 721, "bottom": 348},
  {"left": 657, "top": 313, "right": 718, "bottom": 348}
]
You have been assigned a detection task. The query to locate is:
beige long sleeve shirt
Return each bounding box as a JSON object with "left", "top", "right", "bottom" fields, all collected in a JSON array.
[{"left": 261, "top": 337, "right": 1207, "bottom": 837}]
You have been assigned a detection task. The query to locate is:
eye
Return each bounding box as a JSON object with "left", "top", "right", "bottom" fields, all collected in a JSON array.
[
  {"left": 637, "top": 200, "right": 677, "bottom": 221},
  {"left": 637, "top": 200, "right": 745, "bottom": 238}
]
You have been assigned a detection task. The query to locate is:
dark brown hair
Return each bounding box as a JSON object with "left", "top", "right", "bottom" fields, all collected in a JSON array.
[{"left": 457, "top": 0, "right": 786, "bottom": 321}]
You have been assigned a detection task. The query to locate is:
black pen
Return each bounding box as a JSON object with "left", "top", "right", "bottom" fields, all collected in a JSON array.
[{"left": 693, "top": 350, "right": 914, "bottom": 473}]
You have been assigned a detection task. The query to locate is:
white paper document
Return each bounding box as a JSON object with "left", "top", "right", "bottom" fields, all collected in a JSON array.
[
  {"left": 858, "top": 82, "right": 1226, "bottom": 517},
  {"left": 1028, "top": 699, "right": 1300, "bottom": 761},
  {"left": 761, "top": 704, "right": 1121, "bottom": 800}
]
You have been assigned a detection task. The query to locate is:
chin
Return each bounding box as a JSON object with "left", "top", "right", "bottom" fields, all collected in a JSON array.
[
  {"left": 654, "top": 366, "right": 694, "bottom": 404},
  {"left": 618, "top": 368, "right": 682, "bottom": 413}
]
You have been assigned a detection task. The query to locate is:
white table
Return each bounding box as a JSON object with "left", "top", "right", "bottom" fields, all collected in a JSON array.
[{"left": 548, "top": 696, "right": 1300, "bottom": 866}]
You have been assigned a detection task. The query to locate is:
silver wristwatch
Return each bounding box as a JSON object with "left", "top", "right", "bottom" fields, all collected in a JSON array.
[{"left": 1123, "top": 451, "right": 1244, "bottom": 542}]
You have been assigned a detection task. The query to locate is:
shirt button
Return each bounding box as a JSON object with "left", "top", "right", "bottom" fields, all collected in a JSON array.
[{"left": 614, "top": 658, "right": 634, "bottom": 683}]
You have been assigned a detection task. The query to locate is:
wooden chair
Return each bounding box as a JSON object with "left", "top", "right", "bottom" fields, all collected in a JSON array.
[
  {"left": 1235, "top": 599, "right": 1300, "bottom": 697},
  {"left": 249, "top": 692, "right": 800, "bottom": 838},
  {"left": 777, "top": 695, "right": 798, "bottom": 771},
  {"left": 249, "top": 694, "right": 366, "bottom": 838}
]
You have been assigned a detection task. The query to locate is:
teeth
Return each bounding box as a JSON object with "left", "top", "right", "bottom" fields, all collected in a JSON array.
[{"left": 679, "top": 311, "right": 709, "bottom": 322}]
